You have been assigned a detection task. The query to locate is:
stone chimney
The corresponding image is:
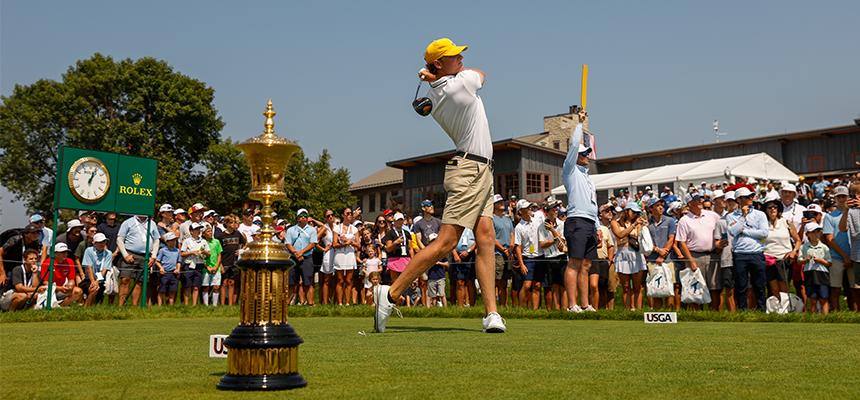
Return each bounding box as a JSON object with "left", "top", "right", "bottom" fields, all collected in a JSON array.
[{"left": 540, "top": 106, "right": 589, "bottom": 153}]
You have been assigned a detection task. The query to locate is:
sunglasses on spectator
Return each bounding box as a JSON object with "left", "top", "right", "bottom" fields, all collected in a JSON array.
[
  {"left": 325, "top": 213, "right": 334, "bottom": 218},
  {"left": 344, "top": 211, "right": 353, "bottom": 215},
  {"left": 580, "top": 152, "right": 590, "bottom": 157},
  {"left": 298, "top": 213, "right": 308, "bottom": 217},
  {"left": 766, "top": 205, "right": 779, "bottom": 209}
]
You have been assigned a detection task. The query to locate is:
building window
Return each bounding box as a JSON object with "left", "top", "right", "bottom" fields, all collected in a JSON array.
[
  {"left": 380, "top": 192, "right": 387, "bottom": 209},
  {"left": 495, "top": 173, "right": 519, "bottom": 200},
  {"left": 544, "top": 175, "right": 551, "bottom": 195},
  {"left": 369, "top": 193, "right": 376, "bottom": 213},
  {"left": 526, "top": 173, "right": 542, "bottom": 200},
  {"left": 853, "top": 152, "right": 860, "bottom": 169},
  {"left": 809, "top": 156, "right": 824, "bottom": 173},
  {"left": 356, "top": 196, "right": 363, "bottom": 212},
  {"left": 553, "top": 140, "right": 560, "bottom": 150},
  {"left": 410, "top": 187, "right": 424, "bottom": 214},
  {"left": 427, "top": 184, "right": 446, "bottom": 211}
]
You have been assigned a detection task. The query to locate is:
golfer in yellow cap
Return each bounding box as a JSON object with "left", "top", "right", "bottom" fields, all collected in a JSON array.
[{"left": 373, "top": 38, "right": 505, "bottom": 334}]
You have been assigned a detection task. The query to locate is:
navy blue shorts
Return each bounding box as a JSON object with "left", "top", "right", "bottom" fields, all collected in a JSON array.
[
  {"left": 454, "top": 254, "right": 476, "bottom": 281},
  {"left": 564, "top": 217, "right": 598, "bottom": 260},
  {"left": 289, "top": 256, "right": 314, "bottom": 287},
  {"left": 805, "top": 284, "right": 829, "bottom": 299},
  {"left": 523, "top": 259, "right": 547, "bottom": 285},
  {"left": 160, "top": 272, "right": 179, "bottom": 293},
  {"left": 181, "top": 266, "right": 203, "bottom": 288}
]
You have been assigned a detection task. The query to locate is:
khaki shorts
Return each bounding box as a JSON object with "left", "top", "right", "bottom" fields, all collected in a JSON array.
[
  {"left": 441, "top": 157, "right": 494, "bottom": 229},
  {"left": 495, "top": 254, "right": 512, "bottom": 280},
  {"left": 607, "top": 265, "right": 618, "bottom": 293},
  {"left": 830, "top": 259, "right": 858, "bottom": 288}
]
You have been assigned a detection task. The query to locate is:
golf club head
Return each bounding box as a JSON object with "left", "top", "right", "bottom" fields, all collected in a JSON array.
[{"left": 412, "top": 97, "right": 432, "bottom": 116}]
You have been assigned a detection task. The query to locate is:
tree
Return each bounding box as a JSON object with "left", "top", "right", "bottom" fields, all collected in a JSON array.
[
  {"left": 274, "top": 148, "right": 355, "bottom": 224},
  {"left": 0, "top": 53, "right": 224, "bottom": 217}
]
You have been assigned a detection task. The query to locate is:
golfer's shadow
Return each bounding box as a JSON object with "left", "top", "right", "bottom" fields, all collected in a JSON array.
[{"left": 386, "top": 325, "right": 472, "bottom": 333}]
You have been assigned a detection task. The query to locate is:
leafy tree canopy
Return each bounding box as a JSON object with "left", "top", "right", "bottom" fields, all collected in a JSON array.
[{"left": 1, "top": 54, "right": 355, "bottom": 224}]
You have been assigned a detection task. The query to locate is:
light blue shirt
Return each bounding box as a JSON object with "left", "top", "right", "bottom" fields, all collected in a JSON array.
[
  {"left": 456, "top": 228, "right": 475, "bottom": 252},
  {"left": 726, "top": 209, "right": 768, "bottom": 254},
  {"left": 562, "top": 123, "right": 599, "bottom": 230},
  {"left": 81, "top": 246, "right": 112, "bottom": 281},
  {"left": 118, "top": 216, "right": 160, "bottom": 256},
  {"left": 156, "top": 246, "right": 182, "bottom": 272},
  {"left": 286, "top": 223, "right": 318, "bottom": 257},
  {"left": 822, "top": 209, "right": 850, "bottom": 262}
]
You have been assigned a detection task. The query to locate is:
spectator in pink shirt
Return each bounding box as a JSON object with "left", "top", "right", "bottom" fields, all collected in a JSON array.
[{"left": 676, "top": 192, "right": 722, "bottom": 310}]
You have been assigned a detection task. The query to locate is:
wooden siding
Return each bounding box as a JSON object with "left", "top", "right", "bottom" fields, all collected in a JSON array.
[{"left": 596, "top": 132, "right": 860, "bottom": 176}]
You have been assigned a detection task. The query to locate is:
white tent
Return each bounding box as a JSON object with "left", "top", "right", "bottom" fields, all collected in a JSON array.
[{"left": 552, "top": 152, "right": 798, "bottom": 197}]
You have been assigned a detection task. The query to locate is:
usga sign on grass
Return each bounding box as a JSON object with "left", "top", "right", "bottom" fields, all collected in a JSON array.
[
  {"left": 210, "top": 335, "right": 228, "bottom": 358},
  {"left": 644, "top": 312, "right": 678, "bottom": 323}
]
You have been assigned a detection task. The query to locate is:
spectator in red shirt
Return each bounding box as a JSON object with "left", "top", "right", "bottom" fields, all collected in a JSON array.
[{"left": 39, "top": 243, "right": 83, "bottom": 306}]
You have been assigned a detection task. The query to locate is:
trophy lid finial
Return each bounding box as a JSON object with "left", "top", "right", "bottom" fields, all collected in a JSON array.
[{"left": 264, "top": 99, "right": 276, "bottom": 135}]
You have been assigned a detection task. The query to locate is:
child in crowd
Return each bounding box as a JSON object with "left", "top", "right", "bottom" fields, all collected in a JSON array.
[
  {"left": 201, "top": 224, "right": 223, "bottom": 306},
  {"left": 181, "top": 222, "right": 210, "bottom": 306},
  {"left": 362, "top": 244, "right": 382, "bottom": 302},
  {"left": 425, "top": 233, "right": 448, "bottom": 307},
  {"left": 403, "top": 279, "right": 423, "bottom": 307},
  {"left": 799, "top": 223, "right": 832, "bottom": 314},
  {"left": 365, "top": 271, "right": 382, "bottom": 306},
  {"left": 155, "top": 232, "right": 182, "bottom": 305}
]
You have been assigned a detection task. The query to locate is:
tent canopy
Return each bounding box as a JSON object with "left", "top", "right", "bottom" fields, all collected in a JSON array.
[{"left": 552, "top": 152, "right": 798, "bottom": 195}]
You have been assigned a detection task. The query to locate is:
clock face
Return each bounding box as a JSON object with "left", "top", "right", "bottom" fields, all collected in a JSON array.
[{"left": 69, "top": 157, "right": 110, "bottom": 203}]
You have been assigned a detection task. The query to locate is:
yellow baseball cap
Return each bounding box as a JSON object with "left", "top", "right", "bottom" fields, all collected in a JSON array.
[{"left": 424, "top": 38, "right": 467, "bottom": 64}]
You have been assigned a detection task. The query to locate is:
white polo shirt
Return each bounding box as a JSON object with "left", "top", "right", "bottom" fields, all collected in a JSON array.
[{"left": 426, "top": 69, "right": 492, "bottom": 159}]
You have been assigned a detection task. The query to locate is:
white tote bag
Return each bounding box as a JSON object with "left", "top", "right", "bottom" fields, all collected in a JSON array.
[
  {"left": 646, "top": 263, "right": 674, "bottom": 298},
  {"left": 33, "top": 284, "right": 62, "bottom": 310},
  {"left": 679, "top": 268, "right": 711, "bottom": 305},
  {"left": 638, "top": 225, "right": 654, "bottom": 255},
  {"left": 103, "top": 266, "right": 119, "bottom": 295}
]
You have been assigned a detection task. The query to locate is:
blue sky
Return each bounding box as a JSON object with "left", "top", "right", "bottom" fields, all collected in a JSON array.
[{"left": 2, "top": 0, "right": 858, "bottom": 228}]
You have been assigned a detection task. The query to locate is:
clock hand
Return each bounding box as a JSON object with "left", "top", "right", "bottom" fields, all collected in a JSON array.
[{"left": 88, "top": 169, "right": 96, "bottom": 185}]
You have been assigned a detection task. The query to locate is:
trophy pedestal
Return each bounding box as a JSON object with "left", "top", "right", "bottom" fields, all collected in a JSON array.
[{"left": 215, "top": 257, "right": 307, "bottom": 391}]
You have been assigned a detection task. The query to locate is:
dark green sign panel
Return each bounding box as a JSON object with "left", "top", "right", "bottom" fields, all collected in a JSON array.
[{"left": 57, "top": 147, "right": 157, "bottom": 215}]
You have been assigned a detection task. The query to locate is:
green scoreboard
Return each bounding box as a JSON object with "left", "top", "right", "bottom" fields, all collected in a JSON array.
[{"left": 57, "top": 147, "right": 158, "bottom": 215}]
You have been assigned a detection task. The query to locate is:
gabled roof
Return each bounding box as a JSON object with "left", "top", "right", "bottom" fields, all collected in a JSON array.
[
  {"left": 349, "top": 166, "right": 403, "bottom": 191},
  {"left": 386, "top": 136, "right": 567, "bottom": 169},
  {"left": 598, "top": 122, "right": 860, "bottom": 164}
]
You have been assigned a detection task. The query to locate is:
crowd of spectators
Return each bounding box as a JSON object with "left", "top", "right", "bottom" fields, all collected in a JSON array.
[{"left": 2, "top": 172, "right": 859, "bottom": 314}]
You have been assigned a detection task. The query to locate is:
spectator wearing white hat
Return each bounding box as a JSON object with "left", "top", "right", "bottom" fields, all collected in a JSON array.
[
  {"left": 611, "top": 202, "right": 647, "bottom": 311},
  {"left": 383, "top": 212, "right": 412, "bottom": 286},
  {"left": 155, "top": 232, "right": 182, "bottom": 305},
  {"left": 157, "top": 204, "right": 180, "bottom": 244},
  {"left": 56, "top": 219, "right": 85, "bottom": 264},
  {"left": 726, "top": 187, "right": 769, "bottom": 311},
  {"left": 81, "top": 233, "right": 112, "bottom": 306},
  {"left": 677, "top": 192, "right": 722, "bottom": 310},
  {"left": 713, "top": 191, "right": 739, "bottom": 311},
  {"left": 180, "top": 203, "right": 207, "bottom": 244},
  {"left": 822, "top": 186, "right": 856, "bottom": 311},
  {"left": 711, "top": 190, "right": 727, "bottom": 216},
  {"left": 701, "top": 182, "right": 714, "bottom": 199},
  {"left": 286, "top": 208, "right": 318, "bottom": 306},
  {"left": 779, "top": 184, "right": 806, "bottom": 232},
  {"left": 514, "top": 199, "right": 544, "bottom": 309},
  {"left": 333, "top": 207, "right": 359, "bottom": 305},
  {"left": 180, "top": 222, "right": 209, "bottom": 306},
  {"left": 116, "top": 215, "right": 160, "bottom": 306},
  {"left": 203, "top": 210, "right": 222, "bottom": 238},
  {"left": 38, "top": 243, "right": 83, "bottom": 306}
]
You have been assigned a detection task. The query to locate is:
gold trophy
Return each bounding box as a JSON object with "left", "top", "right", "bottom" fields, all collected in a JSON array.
[{"left": 217, "top": 100, "right": 307, "bottom": 391}]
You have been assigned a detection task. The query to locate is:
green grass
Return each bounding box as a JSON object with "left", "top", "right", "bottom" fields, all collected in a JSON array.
[
  {"left": 2, "top": 317, "right": 859, "bottom": 399},
  {"left": 3, "top": 302, "right": 860, "bottom": 324}
]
